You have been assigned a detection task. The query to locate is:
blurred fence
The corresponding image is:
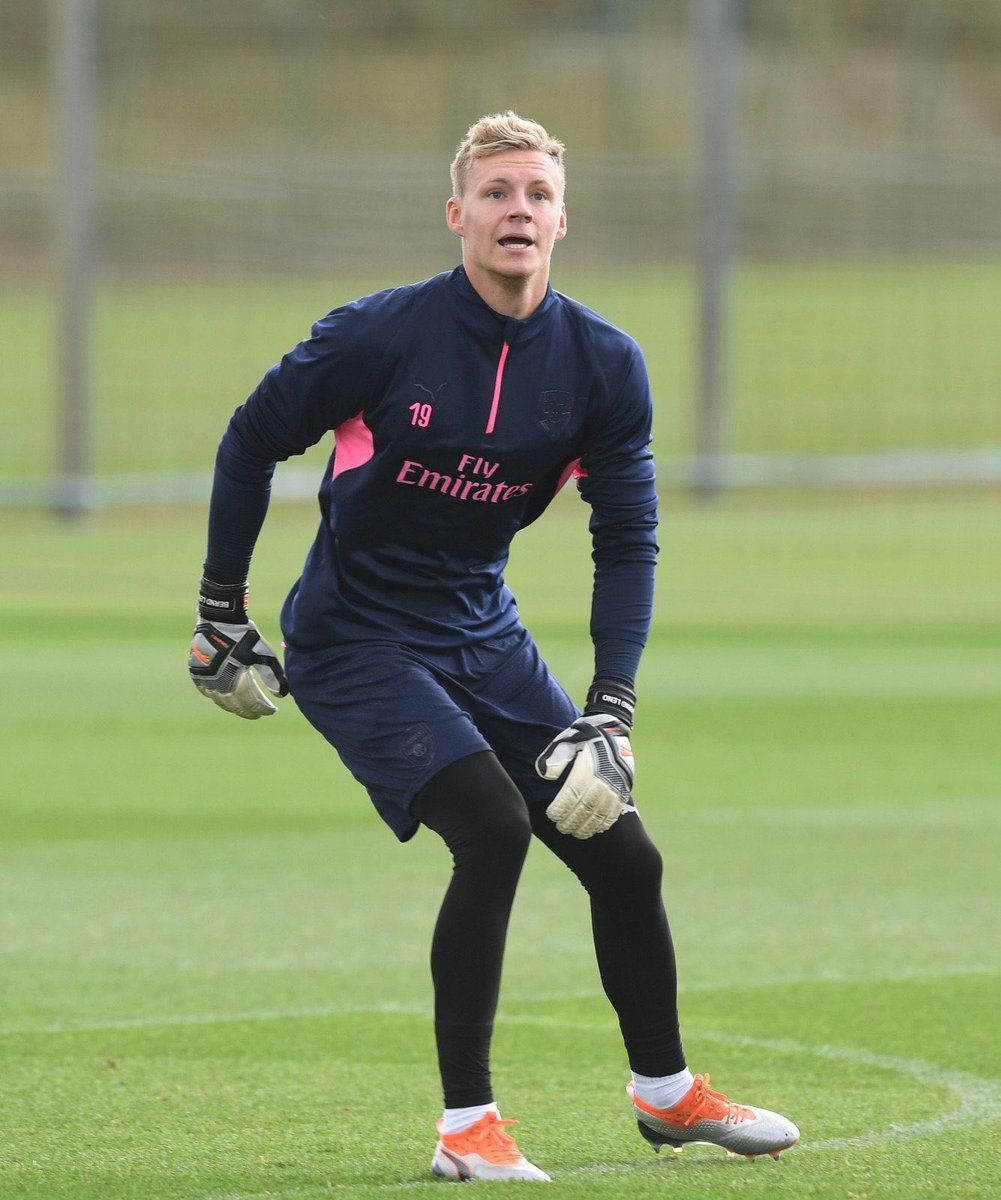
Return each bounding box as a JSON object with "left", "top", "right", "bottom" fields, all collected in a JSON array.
[{"left": 1, "top": 1, "right": 1000, "bottom": 507}]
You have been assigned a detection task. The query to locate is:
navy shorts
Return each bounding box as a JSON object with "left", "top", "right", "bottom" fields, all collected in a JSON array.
[{"left": 284, "top": 625, "right": 580, "bottom": 840}]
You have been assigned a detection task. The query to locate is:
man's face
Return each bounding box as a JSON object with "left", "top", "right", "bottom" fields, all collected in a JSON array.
[{"left": 446, "top": 150, "right": 567, "bottom": 287}]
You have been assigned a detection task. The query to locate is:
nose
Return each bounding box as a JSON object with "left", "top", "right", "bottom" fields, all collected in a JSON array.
[{"left": 507, "top": 190, "right": 533, "bottom": 221}]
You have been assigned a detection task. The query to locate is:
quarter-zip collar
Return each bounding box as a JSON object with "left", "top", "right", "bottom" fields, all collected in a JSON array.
[{"left": 449, "top": 265, "right": 557, "bottom": 347}]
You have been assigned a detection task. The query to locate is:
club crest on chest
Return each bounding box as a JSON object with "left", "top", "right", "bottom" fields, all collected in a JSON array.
[{"left": 537, "top": 390, "right": 575, "bottom": 434}]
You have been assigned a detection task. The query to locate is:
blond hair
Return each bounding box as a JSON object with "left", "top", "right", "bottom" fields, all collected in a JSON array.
[{"left": 450, "top": 111, "right": 566, "bottom": 196}]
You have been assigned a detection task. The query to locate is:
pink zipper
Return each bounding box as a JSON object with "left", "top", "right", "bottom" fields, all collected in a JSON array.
[{"left": 485, "top": 341, "right": 510, "bottom": 434}]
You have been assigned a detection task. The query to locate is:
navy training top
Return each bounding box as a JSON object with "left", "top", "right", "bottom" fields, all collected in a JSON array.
[{"left": 205, "top": 266, "right": 659, "bottom": 685}]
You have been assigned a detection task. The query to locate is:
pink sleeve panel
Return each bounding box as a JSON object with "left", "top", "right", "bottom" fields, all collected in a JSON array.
[
  {"left": 556, "top": 457, "right": 584, "bottom": 493},
  {"left": 332, "top": 413, "right": 375, "bottom": 478}
]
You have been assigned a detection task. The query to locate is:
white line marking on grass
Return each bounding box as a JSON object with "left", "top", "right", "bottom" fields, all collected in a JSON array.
[
  {"left": 5, "top": 964, "right": 994, "bottom": 1038},
  {"left": 530, "top": 961, "right": 1000, "bottom": 1004},
  {"left": 692, "top": 1029, "right": 1001, "bottom": 1152},
  {"left": 180, "top": 1021, "right": 1001, "bottom": 1200},
  {"left": 0, "top": 1000, "right": 431, "bottom": 1038},
  {"left": 17, "top": 1003, "right": 1001, "bottom": 1200},
  {"left": 494, "top": 1018, "right": 1001, "bottom": 1153},
  {"left": 496, "top": 1018, "right": 1001, "bottom": 1149}
]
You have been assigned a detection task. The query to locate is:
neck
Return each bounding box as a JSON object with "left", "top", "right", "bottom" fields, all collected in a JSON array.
[{"left": 462, "top": 260, "right": 549, "bottom": 320}]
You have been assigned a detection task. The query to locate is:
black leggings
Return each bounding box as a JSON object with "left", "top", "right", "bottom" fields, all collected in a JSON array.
[{"left": 414, "top": 750, "right": 685, "bottom": 1108}]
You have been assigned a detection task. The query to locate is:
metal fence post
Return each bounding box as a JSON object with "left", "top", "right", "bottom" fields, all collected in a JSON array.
[
  {"left": 54, "top": 0, "right": 98, "bottom": 517},
  {"left": 693, "top": 0, "right": 738, "bottom": 499}
]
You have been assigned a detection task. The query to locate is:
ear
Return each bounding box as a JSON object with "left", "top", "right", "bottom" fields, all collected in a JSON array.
[
  {"left": 446, "top": 196, "right": 464, "bottom": 238},
  {"left": 555, "top": 204, "right": 568, "bottom": 242}
]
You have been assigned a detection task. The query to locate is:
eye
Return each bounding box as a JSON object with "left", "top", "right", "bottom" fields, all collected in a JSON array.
[
  {"left": 532, "top": 191, "right": 551, "bottom": 201},
  {"left": 486, "top": 189, "right": 505, "bottom": 199}
]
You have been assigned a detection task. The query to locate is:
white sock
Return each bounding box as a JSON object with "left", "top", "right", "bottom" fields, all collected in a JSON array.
[
  {"left": 632, "top": 1067, "right": 696, "bottom": 1111},
  {"left": 439, "top": 1102, "right": 500, "bottom": 1135}
]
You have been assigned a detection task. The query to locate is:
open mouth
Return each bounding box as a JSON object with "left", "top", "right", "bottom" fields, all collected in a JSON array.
[{"left": 498, "top": 236, "right": 533, "bottom": 248}]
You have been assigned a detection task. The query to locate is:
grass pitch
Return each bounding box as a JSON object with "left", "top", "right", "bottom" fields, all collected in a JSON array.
[{"left": 1, "top": 489, "right": 998, "bottom": 1199}]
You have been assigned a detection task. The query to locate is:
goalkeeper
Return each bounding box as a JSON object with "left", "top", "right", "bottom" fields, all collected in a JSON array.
[{"left": 189, "top": 112, "right": 798, "bottom": 1181}]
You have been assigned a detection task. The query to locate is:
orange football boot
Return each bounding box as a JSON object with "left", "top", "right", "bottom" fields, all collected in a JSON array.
[
  {"left": 432, "top": 1111, "right": 550, "bottom": 1182},
  {"left": 628, "top": 1074, "right": 799, "bottom": 1159}
]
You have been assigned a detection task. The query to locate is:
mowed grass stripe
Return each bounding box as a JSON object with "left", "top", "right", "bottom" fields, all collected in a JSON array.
[
  {"left": 2, "top": 963, "right": 997, "bottom": 1037},
  {"left": 3, "top": 989, "right": 998, "bottom": 1199}
]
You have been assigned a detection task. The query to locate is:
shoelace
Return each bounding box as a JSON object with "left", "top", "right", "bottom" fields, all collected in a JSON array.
[
  {"left": 465, "top": 1115, "right": 522, "bottom": 1163},
  {"left": 682, "top": 1074, "right": 749, "bottom": 1128}
]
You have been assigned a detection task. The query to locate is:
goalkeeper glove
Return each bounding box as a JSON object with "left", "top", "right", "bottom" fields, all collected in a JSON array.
[
  {"left": 534, "top": 678, "right": 636, "bottom": 839},
  {"left": 188, "top": 577, "right": 288, "bottom": 719}
]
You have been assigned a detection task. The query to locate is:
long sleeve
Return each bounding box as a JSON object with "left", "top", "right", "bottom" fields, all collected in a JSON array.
[
  {"left": 203, "top": 298, "right": 392, "bottom": 583},
  {"left": 576, "top": 346, "right": 659, "bottom": 686}
]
